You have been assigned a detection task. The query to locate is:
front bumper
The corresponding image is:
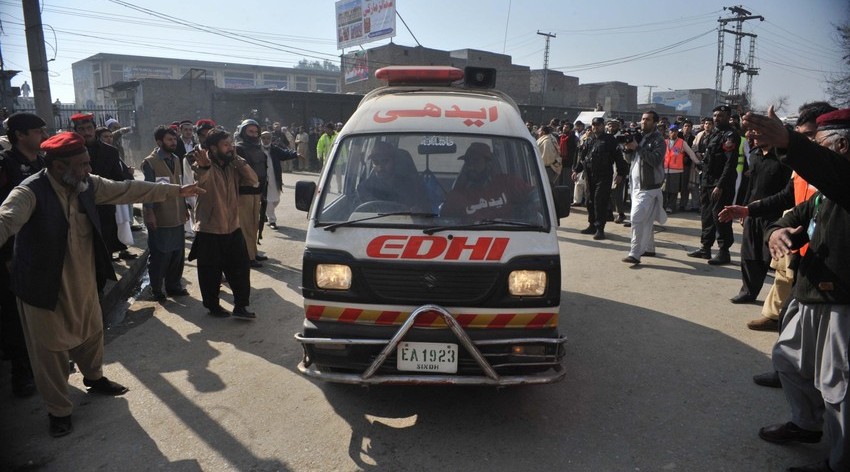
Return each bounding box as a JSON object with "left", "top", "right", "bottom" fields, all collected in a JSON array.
[{"left": 294, "top": 304, "right": 567, "bottom": 386}]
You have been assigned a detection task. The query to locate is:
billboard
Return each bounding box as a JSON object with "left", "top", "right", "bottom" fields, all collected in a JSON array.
[
  {"left": 653, "top": 90, "right": 694, "bottom": 113},
  {"left": 343, "top": 50, "right": 369, "bottom": 84},
  {"left": 335, "top": 0, "right": 396, "bottom": 50}
]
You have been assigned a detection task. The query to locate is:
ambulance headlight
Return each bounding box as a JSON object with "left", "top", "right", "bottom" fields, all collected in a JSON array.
[
  {"left": 316, "top": 264, "right": 352, "bottom": 290},
  {"left": 508, "top": 270, "right": 546, "bottom": 296}
]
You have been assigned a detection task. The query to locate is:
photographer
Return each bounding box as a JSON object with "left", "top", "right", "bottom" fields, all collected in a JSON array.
[
  {"left": 607, "top": 118, "right": 629, "bottom": 224},
  {"left": 621, "top": 111, "right": 666, "bottom": 265},
  {"left": 572, "top": 117, "right": 627, "bottom": 240}
]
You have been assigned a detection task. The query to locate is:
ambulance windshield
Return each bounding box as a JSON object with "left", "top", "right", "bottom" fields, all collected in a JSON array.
[{"left": 314, "top": 134, "right": 550, "bottom": 230}]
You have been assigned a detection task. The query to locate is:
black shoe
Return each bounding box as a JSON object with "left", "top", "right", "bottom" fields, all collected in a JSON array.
[
  {"left": 753, "top": 371, "right": 782, "bottom": 388},
  {"left": 759, "top": 422, "right": 822, "bottom": 444},
  {"left": 606, "top": 213, "right": 615, "bottom": 222},
  {"left": 207, "top": 306, "right": 231, "bottom": 318},
  {"left": 731, "top": 293, "right": 756, "bottom": 304},
  {"left": 687, "top": 248, "right": 711, "bottom": 259},
  {"left": 151, "top": 291, "right": 167, "bottom": 302},
  {"left": 249, "top": 260, "right": 263, "bottom": 268},
  {"left": 593, "top": 230, "right": 606, "bottom": 240},
  {"left": 579, "top": 225, "right": 596, "bottom": 235},
  {"left": 788, "top": 460, "right": 834, "bottom": 472},
  {"left": 708, "top": 250, "right": 731, "bottom": 265},
  {"left": 614, "top": 214, "right": 625, "bottom": 224},
  {"left": 268, "top": 222, "right": 277, "bottom": 229},
  {"left": 118, "top": 250, "right": 138, "bottom": 260},
  {"left": 232, "top": 306, "right": 257, "bottom": 320},
  {"left": 83, "top": 376, "right": 129, "bottom": 396},
  {"left": 166, "top": 288, "right": 190, "bottom": 297},
  {"left": 622, "top": 221, "right": 631, "bottom": 227},
  {"left": 255, "top": 255, "right": 269, "bottom": 262},
  {"left": 642, "top": 251, "right": 656, "bottom": 257},
  {"left": 48, "top": 413, "right": 73, "bottom": 438},
  {"left": 622, "top": 256, "right": 640, "bottom": 264},
  {"left": 130, "top": 224, "right": 144, "bottom": 232}
]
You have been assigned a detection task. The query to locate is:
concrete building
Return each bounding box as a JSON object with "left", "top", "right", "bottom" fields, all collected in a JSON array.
[
  {"left": 651, "top": 89, "right": 721, "bottom": 118},
  {"left": 529, "top": 69, "right": 579, "bottom": 107},
  {"left": 72, "top": 53, "right": 341, "bottom": 108},
  {"left": 577, "top": 81, "right": 638, "bottom": 112}
]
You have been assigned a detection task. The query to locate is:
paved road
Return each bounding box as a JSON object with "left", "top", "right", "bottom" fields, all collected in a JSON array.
[{"left": 1, "top": 172, "right": 826, "bottom": 471}]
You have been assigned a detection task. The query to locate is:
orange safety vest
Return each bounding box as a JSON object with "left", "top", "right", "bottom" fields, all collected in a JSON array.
[
  {"left": 664, "top": 138, "right": 686, "bottom": 171},
  {"left": 792, "top": 171, "right": 817, "bottom": 256}
]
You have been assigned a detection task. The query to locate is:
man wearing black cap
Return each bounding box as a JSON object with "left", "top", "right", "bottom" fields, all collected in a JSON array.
[
  {"left": 687, "top": 104, "right": 741, "bottom": 265},
  {"left": 0, "top": 112, "right": 47, "bottom": 398},
  {"left": 572, "top": 116, "right": 627, "bottom": 240},
  {"left": 745, "top": 106, "right": 850, "bottom": 472}
]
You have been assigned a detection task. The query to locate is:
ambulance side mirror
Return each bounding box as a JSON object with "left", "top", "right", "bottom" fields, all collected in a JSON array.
[
  {"left": 552, "top": 186, "right": 571, "bottom": 219},
  {"left": 295, "top": 181, "right": 317, "bottom": 212}
]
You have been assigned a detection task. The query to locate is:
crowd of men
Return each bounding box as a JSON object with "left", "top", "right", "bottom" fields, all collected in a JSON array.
[
  {"left": 1, "top": 99, "right": 850, "bottom": 472},
  {"left": 528, "top": 102, "right": 850, "bottom": 472}
]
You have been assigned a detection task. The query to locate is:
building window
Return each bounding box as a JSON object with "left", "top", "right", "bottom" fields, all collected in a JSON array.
[
  {"left": 295, "top": 76, "right": 309, "bottom": 91},
  {"left": 223, "top": 70, "right": 255, "bottom": 89},
  {"left": 110, "top": 64, "right": 124, "bottom": 84},
  {"left": 263, "top": 73, "right": 289, "bottom": 89},
  {"left": 315, "top": 78, "right": 338, "bottom": 93}
]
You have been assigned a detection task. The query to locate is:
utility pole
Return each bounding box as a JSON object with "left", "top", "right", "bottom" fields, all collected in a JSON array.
[
  {"left": 641, "top": 85, "right": 658, "bottom": 104},
  {"left": 537, "top": 31, "right": 555, "bottom": 105},
  {"left": 714, "top": 5, "right": 763, "bottom": 109},
  {"left": 22, "top": 0, "right": 54, "bottom": 132}
]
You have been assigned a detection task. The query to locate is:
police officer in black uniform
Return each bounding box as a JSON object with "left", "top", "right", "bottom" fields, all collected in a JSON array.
[
  {"left": 572, "top": 116, "right": 628, "bottom": 240},
  {"left": 687, "top": 105, "right": 741, "bottom": 265},
  {"left": 0, "top": 113, "right": 48, "bottom": 397}
]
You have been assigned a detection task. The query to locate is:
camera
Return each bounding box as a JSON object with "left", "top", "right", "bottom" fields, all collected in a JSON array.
[{"left": 615, "top": 127, "right": 641, "bottom": 144}]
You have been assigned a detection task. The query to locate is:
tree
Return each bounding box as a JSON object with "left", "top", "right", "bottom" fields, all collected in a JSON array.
[
  {"left": 294, "top": 59, "right": 340, "bottom": 72},
  {"left": 826, "top": 23, "right": 850, "bottom": 107}
]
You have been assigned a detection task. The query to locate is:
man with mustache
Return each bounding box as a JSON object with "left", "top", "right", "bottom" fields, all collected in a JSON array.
[
  {"left": 0, "top": 132, "right": 204, "bottom": 437},
  {"left": 141, "top": 126, "right": 190, "bottom": 302}
]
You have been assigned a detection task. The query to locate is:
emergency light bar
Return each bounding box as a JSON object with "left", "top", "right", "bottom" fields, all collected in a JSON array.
[{"left": 375, "top": 66, "right": 464, "bottom": 86}]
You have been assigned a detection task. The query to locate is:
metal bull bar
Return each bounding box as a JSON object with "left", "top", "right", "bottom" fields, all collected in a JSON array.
[{"left": 294, "top": 304, "right": 567, "bottom": 386}]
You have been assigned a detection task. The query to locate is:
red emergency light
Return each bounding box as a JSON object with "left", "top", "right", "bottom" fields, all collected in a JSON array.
[{"left": 375, "top": 66, "right": 464, "bottom": 86}]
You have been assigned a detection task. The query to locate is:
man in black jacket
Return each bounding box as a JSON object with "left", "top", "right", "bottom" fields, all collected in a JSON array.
[
  {"left": 572, "top": 117, "right": 627, "bottom": 240},
  {"left": 687, "top": 105, "right": 741, "bottom": 265},
  {"left": 0, "top": 113, "right": 47, "bottom": 398},
  {"left": 745, "top": 107, "right": 850, "bottom": 472}
]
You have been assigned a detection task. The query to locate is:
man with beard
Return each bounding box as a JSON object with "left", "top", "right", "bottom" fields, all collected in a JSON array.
[
  {"left": 189, "top": 129, "right": 258, "bottom": 320},
  {"left": 141, "top": 126, "right": 190, "bottom": 302},
  {"left": 571, "top": 117, "right": 627, "bottom": 240},
  {"left": 71, "top": 113, "right": 132, "bottom": 271},
  {"left": 0, "top": 132, "right": 203, "bottom": 437},
  {"left": 234, "top": 119, "right": 268, "bottom": 267},
  {"left": 0, "top": 113, "right": 48, "bottom": 398},
  {"left": 621, "top": 111, "right": 667, "bottom": 264},
  {"left": 687, "top": 105, "right": 741, "bottom": 265}
]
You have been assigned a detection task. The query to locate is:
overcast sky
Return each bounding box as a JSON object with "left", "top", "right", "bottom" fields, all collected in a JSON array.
[{"left": 1, "top": 0, "right": 847, "bottom": 113}]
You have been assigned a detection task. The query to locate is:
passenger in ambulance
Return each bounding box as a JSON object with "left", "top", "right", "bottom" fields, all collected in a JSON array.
[
  {"left": 355, "top": 141, "right": 430, "bottom": 211},
  {"left": 441, "top": 142, "right": 535, "bottom": 220}
]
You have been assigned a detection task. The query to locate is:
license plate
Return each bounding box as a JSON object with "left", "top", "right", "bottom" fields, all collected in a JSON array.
[{"left": 397, "top": 342, "right": 458, "bottom": 373}]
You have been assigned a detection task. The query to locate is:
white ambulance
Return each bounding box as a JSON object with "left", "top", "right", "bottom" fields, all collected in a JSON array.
[{"left": 294, "top": 66, "right": 570, "bottom": 385}]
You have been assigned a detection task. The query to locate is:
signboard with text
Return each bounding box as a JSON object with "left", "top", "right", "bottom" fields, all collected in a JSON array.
[
  {"left": 335, "top": 0, "right": 396, "bottom": 50},
  {"left": 343, "top": 50, "right": 369, "bottom": 84}
]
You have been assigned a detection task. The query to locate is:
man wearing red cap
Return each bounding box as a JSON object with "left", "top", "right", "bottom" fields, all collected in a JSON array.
[
  {"left": 745, "top": 107, "right": 850, "bottom": 472},
  {"left": 0, "top": 132, "right": 203, "bottom": 437},
  {"left": 71, "top": 112, "right": 133, "bottom": 268},
  {"left": 0, "top": 112, "right": 48, "bottom": 398}
]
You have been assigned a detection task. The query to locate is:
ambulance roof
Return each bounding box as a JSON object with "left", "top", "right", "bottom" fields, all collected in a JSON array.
[{"left": 343, "top": 86, "right": 530, "bottom": 137}]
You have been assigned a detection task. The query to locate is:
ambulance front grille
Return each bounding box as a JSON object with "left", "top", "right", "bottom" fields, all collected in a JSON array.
[{"left": 361, "top": 267, "right": 499, "bottom": 304}]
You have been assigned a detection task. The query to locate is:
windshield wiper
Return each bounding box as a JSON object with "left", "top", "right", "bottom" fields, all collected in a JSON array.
[
  {"left": 423, "top": 219, "right": 540, "bottom": 235},
  {"left": 323, "top": 212, "right": 437, "bottom": 232}
]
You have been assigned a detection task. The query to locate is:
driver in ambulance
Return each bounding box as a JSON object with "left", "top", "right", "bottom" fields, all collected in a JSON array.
[{"left": 356, "top": 141, "right": 430, "bottom": 211}]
